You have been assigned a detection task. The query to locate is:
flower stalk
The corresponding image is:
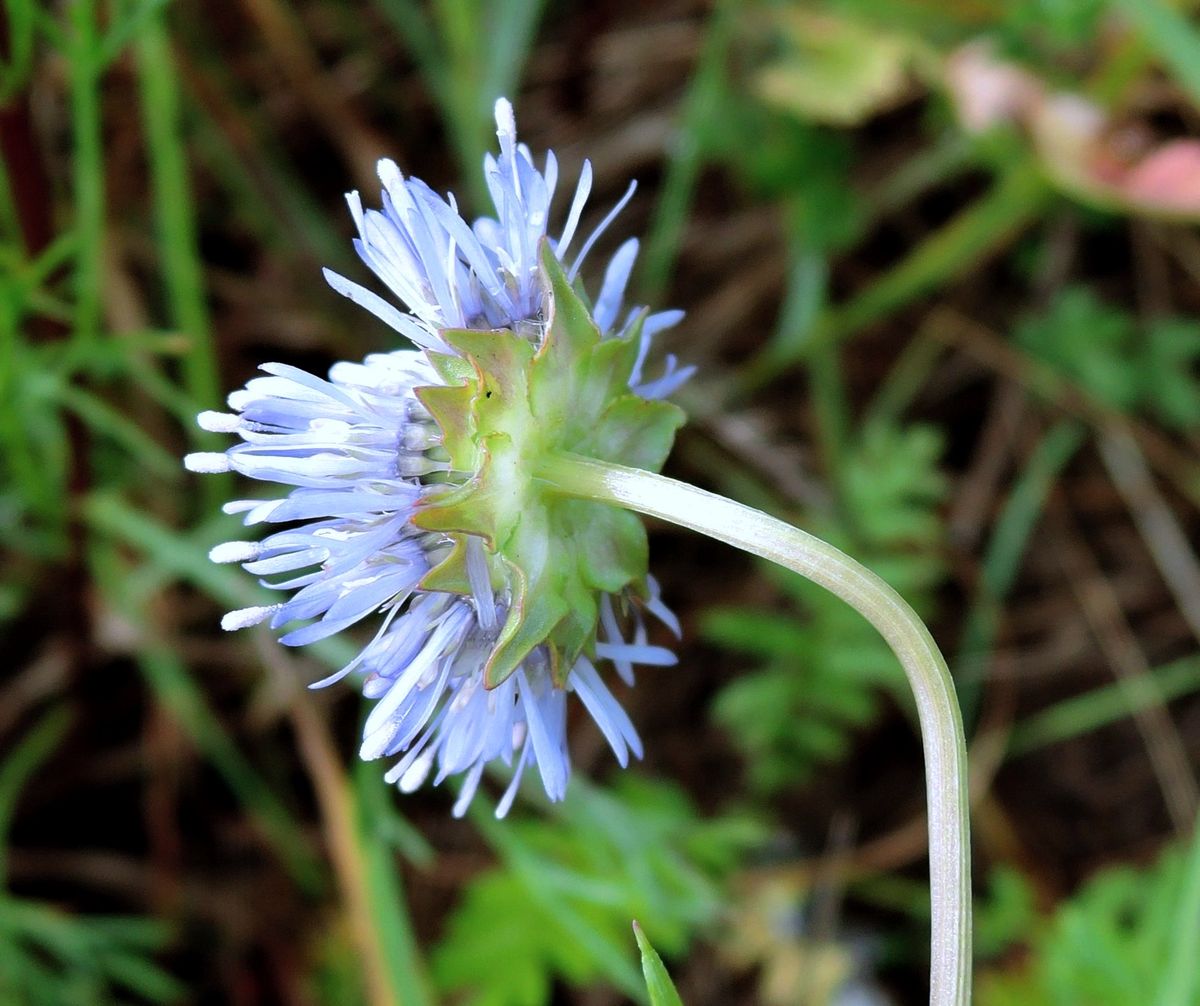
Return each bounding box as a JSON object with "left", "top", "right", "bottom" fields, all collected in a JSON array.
[{"left": 538, "top": 451, "right": 973, "bottom": 1006}]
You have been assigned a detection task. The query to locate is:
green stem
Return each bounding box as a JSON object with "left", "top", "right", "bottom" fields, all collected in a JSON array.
[{"left": 538, "top": 452, "right": 972, "bottom": 1006}]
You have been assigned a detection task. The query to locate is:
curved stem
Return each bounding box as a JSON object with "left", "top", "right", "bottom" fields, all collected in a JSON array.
[{"left": 539, "top": 453, "right": 972, "bottom": 1006}]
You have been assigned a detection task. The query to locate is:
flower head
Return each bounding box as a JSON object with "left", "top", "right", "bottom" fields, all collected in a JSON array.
[{"left": 186, "top": 99, "right": 689, "bottom": 816}]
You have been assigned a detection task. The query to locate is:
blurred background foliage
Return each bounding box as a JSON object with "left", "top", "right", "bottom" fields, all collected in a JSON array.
[{"left": 3, "top": 0, "right": 1200, "bottom": 1002}]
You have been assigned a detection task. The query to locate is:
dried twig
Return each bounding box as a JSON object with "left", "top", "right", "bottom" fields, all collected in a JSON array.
[
  {"left": 926, "top": 307, "right": 1200, "bottom": 508},
  {"left": 1046, "top": 491, "right": 1198, "bottom": 835},
  {"left": 1098, "top": 428, "right": 1200, "bottom": 649}
]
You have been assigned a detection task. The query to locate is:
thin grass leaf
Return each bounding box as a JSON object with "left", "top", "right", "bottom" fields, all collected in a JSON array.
[
  {"left": 1154, "top": 810, "right": 1200, "bottom": 1006},
  {"left": 84, "top": 498, "right": 325, "bottom": 890},
  {"left": 354, "top": 759, "right": 435, "bottom": 1006},
  {"left": 0, "top": 898, "right": 181, "bottom": 1005},
  {"left": 93, "top": 946, "right": 185, "bottom": 1003},
  {"left": 0, "top": 0, "right": 36, "bottom": 101},
  {"left": 30, "top": 4, "right": 65, "bottom": 49},
  {"left": 187, "top": 110, "right": 349, "bottom": 269},
  {"left": 54, "top": 384, "right": 181, "bottom": 477},
  {"left": 0, "top": 304, "right": 67, "bottom": 548},
  {"left": 633, "top": 922, "right": 684, "bottom": 1006},
  {"left": 134, "top": 9, "right": 222, "bottom": 465},
  {"left": 66, "top": 0, "right": 105, "bottom": 353},
  {"left": 375, "top": 0, "right": 547, "bottom": 209},
  {"left": 134, "top": 644, "right": 325, "bottom": 891},
  {"left": 84, "top": 493, "right": 431, "bottom": 1006},
  {"left": 20, "top": 231, "right": 78, "bottom": 286},
  {"left": 97, "top": 0, "right": 171, "bottom": 69},
  {"left": 355, "top": 754, "right": 434, "bottom": 867},
  {"left": 0, "top": 709, "right": 70, "bottom": 882},
  {"left": 640, "top": 0, "right": 735, "bottom": 301},
  {"left": 954, "top": 421, "right": 1086, "bottom": 722},
  {"left": 801, "top": 159, "right": 1050, "bottom": 362},
  {"left": 73, "top": 916, "right": 174, "bottom": 947},
  {"left": 1009, "top": 656, "right": 1200, "bottom": 757},
  {"left": 1109, "top": 0, "right": 1200, "bottom": 109},
  {"left": 85, "top": 491, "right": 358, "bottom": 668},
  {"left": 479, "top": 0, "right": 546, "bottom": 118},
  {"left": 371, "top": 0, "right": 441, "bottom": 96},
  {"left": 738, "top": 246, "right": 827, "bottom": 393},
  {"left": 0, "top": 150, "right": 21, "bottom": 245}
]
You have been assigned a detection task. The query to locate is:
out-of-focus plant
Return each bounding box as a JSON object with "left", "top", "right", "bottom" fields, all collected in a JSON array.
[
  {"left": 720, "top": 870, "right": 876, "bottom": 1006},
  {"left": 751, "top": 9, "right": 926, "bottom": 128},
  {"left": 972, "top": 867, "right": 1039, "bottom": 962},
  {"left": 707, "top": 423, "right": 948, "bottom": 793},
  {"left": 0, "top": 712, "right": 182, "bottom": 1005},
  {"left": 433, "top": 776, "right": 762, "bottom": 1006},
  {"left": 978, "top": 836, "right": 1200, "bottom": 1005},
  {"left": 1016, "top": 286, "right": 1200, "bottom": 431},
  {"left": 945, "top": 39, "right": 1200, "bottom": 221}
]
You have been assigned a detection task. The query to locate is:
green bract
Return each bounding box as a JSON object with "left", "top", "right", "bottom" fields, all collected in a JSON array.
[{"left": 413, "top": 241, "right": 686, "bottom": 689}]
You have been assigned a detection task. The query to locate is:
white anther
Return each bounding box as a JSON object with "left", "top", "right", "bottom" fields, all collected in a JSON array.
[
  {"left": 494, "top": 98, "right": 516, "bottom": 141},
  {"left": 398, "top": 750, "right": 435, "bottom": 793},
  {"left": 401, "top": 424, "right": 439, "bottom": 451},
  {"left": 197, "top": 411, "right": 242, "bottom": 433},
  {"left": 220, "top": 604, "right": 280, "bottom": 631},
  {"left": 209, "top": 541, "right": 261, "bottom": 564},
  {"left": 511, "top": 721, "right": 527, "bottom": 749},
  {"left": 184, "top": 452, "right": 232, "bottom": 473}
]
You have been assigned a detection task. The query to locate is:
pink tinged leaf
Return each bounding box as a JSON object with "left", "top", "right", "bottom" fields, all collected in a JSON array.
[{"left": 1121, "top": 141, "right": 1200, "bottom": 214}]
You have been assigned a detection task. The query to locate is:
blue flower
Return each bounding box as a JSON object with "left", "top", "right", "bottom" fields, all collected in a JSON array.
[{"left": 186, "top": 99, "right": 688, "bottom": 816}]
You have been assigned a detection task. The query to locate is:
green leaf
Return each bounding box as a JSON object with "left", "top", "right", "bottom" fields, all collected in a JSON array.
[
  {"left": 1015, "top": 287, "right": 1140, "bottom": 411},
  {"left": 1016, "top": 286, "right": 1200, "bottom": 431},
  {"left": 433, "top": 776, "right": 762, "bottom": 1006},
  {"left": 634, "top": 923, "right": 685, "bottom": 1006},
  {"left": 1110, "top": 0, "right": 1200, "bottom": 110},
  {"left": 978, "top": 839, "right": 1200, "bottom": 1006},
  {"left": 974, "top": 867, "right": 1038, "bottom": 959},
  {"left": 754, "top": 9, "right": 917, "bottom": 127},
  {"left": 1144, "top": 318, "right": 1200, "bottom": 430}
]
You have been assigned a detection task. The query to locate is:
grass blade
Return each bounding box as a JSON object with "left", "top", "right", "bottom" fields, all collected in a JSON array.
[
  {"left": 0, "top": 709, "right": 70, "bottom": 883},
  {"left": 67, "top": 0, "right": 104, "bottom": 353},
  {"left": 640, "top": 0, "right": 735, "bottom": 301},
  {"left": 955, "top": 421, "right": 1087, "bottom": 721},
  {"left": 355, "top": 759, "right": 435, "bottom": 1006},
  {"left": 1110, "top": 0, "right": 1200, "bottom": 108},
  {"left": 633, "top": 922, "right": 684, "bottom": 1006},
  {"left": 1155, "top": 811, "right": 1200, "bottom": 1006},
  {"left": 134, "top": 10, "right": 222, "bottom": 458},
  {"left": 1009, "top": 656, "right": 1200, "bottom": 757}
]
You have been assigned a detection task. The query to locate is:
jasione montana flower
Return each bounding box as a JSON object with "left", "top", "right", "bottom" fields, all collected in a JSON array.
[{"left": 185, "top": 99, "right": 692, "bottom": 817}]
